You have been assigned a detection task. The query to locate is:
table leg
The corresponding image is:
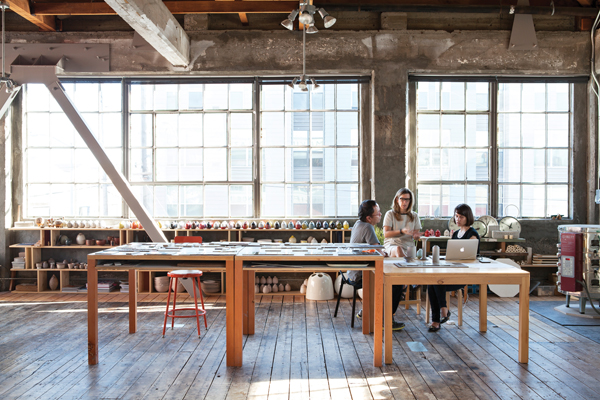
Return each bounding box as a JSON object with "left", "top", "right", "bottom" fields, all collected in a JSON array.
[
  {"left": 384, "top": 278, "right": 393, "bottom": 364},
  {"left": 244, "top": 270, "right": 255, "bottom": 335},
  {"left": 227, "top": 259, "right": 242, "bottom": 367},
  {"left": 479, "top": 283, "right": 487, "bottom": 332},
  {"left": 128, "top": 269, "right": 137, "bottom": 334},
  {"left": 362, "top": 271, "right": 371, "bottom": 334},
  {"left": 87, "top": 259, "right": 98, "bottom": 365},
  {"left": 518, "top": 276, "right": 530, "bottom": 363},
  {"left": 373, "top": 259, "right": 383, "bottom": 367}
]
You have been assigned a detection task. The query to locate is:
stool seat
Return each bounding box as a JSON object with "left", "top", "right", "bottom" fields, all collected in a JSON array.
[{"left": 168, "top": 270, "right": 203, "bottom": 278}]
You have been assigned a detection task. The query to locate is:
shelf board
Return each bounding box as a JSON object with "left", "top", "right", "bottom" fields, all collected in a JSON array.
[
  {"left": 37, "top": 245, "right": 113, "bottom": 249},
  {"left": 521, "top": 264, "right": 558, "bottom": 268},
  {"left": 479, "top": 251, "right": 528, "bottom": 257},
  {"left": 10, "top": 244, "right": 34, "bottom": 248},
  {"left": 256, "top": 290, "right": 304, "bottom": 296}
]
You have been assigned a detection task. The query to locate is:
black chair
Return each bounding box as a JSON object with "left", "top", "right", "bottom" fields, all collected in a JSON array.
[{"left": 334, "top": 271, "right": 362, "bottom": 327}]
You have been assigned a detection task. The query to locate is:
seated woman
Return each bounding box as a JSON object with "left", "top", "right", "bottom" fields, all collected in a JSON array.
[
  {"left": 428, "top": 203, "right": 480, "bottom": 332},
  {"left": 383, "top": 188, "right": 421, "bottom": 257}
]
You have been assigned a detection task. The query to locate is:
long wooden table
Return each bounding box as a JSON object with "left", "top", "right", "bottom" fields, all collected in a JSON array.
[
  {"left": 87, "top": 243, "right": 238, "bottom": 366},
  {"left": 383, "top": 258, "right": 530, "bottom": 364},
  {"left": 234, "top": 245, "right": 385, "bottom": 367}
]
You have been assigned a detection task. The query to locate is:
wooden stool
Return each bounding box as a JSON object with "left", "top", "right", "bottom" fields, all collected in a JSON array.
[
  {"left": 162, "top": 270, "right": 207, "bottom": 337},
  {"left": 425, "top": 285, "right": 467, "bottom": 326},
  {"left": 398, "top": 285, "right": 422, "bottom": 315}
]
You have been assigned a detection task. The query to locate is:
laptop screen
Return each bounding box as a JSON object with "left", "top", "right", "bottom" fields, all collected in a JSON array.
[{"left": 446, "top": 239, "right": 479, "bottom": 260}]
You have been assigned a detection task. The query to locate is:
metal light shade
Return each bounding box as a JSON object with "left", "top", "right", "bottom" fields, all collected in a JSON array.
[
  {"left": 281, "top": 19, "right": 294, "bottom": 30},
  {"left": 306, "top": 24, "right": 318, "bottom": 34},
  {"left": 323, "top": 15, "right": 336, "bottom": 28},
  {"left": 298, "top": 11, "right": 314, "bottom": 25},
  {"left": 318, "top": 8, "right": 336, "bottom": 28}
]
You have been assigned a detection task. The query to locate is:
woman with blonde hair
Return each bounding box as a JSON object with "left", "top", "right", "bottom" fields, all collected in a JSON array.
[{"left": 383, "top": 188, "right": 421, "bottom": 257}]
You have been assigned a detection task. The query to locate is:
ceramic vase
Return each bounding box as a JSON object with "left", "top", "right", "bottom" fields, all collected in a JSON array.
[{"left": 49, "top": 275, "right": 59, "bottom": 291}]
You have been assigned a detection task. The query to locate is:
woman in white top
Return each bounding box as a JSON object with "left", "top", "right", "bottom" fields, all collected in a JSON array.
[{"left": 383, "top": 188, "right": 422, "bottom": 257}]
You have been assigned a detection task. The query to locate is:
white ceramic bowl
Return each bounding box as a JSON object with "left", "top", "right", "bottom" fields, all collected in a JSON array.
[{"left": 306, "top": 273, "right": 334, "bottom": 301}]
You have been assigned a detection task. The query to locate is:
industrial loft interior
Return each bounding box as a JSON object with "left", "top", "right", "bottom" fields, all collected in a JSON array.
[{"left": 2, "top": 1, "right": 600, "bottom": 399}]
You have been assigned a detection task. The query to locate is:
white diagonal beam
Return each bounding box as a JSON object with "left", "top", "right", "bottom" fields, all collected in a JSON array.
[{"left": 104, "top": 0, "right": 190, "bottom": 67}]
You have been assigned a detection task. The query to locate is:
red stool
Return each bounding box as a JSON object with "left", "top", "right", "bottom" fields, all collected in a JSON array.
[{"left": 162, "top": 270, "right": 207, "bottom": 338}]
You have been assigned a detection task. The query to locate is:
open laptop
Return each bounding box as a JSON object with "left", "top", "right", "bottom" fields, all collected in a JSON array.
[{"left": 445, "top": 239, "right": 479, "bottom": 261}]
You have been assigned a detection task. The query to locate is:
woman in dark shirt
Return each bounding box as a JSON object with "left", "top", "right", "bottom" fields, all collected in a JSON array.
[{"left": 428, "top": 203, "right": 480, "bottom": 332}]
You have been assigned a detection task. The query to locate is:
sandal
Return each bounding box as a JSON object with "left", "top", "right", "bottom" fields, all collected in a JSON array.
[{"left": 440, "top": 310, "right": 451, "bottom": 324}]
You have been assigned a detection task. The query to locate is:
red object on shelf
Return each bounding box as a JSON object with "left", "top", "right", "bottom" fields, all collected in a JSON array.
[
  {"left": 424, "top": 230, "right": 430, "bottom": 237},
  {"left": 435, "top": 229, "right": 441, "bottom": 237}
]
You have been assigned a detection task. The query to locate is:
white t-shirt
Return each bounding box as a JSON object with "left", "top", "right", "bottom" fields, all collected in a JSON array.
[{"left": 382, "top": 210, "right": 421, "bottom": 250}]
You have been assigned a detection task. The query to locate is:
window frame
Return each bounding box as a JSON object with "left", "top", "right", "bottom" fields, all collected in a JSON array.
[{"left": 408, "top": 76, "right": 578, "bottom": 219}]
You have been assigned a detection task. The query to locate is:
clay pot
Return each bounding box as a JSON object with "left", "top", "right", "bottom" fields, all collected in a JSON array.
[{"left": 49, "top": 275, "right": 59, "bottom": 291}]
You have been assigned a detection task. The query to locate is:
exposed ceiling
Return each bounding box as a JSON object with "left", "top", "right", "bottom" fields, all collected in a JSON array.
[{"left": 4, "top": 1, "right": 598, "bottom": 32}]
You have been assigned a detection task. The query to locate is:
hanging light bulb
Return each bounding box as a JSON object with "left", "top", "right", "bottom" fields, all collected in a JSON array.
[{"left": 298, "top": 10, "right": 314, "bottom": 25}]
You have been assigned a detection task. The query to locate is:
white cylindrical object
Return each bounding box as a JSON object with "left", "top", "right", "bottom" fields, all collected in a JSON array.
[{"left": 432, "top": 245, "right": 440, "bottom": 264}]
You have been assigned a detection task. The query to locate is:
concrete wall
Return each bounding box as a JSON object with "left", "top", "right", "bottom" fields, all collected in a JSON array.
[{"left": 0, "top": 29, "right": 595, "bottom": 289}]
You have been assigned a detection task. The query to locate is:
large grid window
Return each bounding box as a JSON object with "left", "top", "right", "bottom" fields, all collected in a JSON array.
[
  {"left": 24, "top": 82, "right": 123, "bottom": 217},
  {"left": 497, "top": 83, "right": 570, "bottom": 218},
  {"left": 416, "top": 82, "right": 490, "bottom": 217},
  {"left": 128, "top": 83, "right": 254, "bottom": 218},
  {"left": 260, "top": 84, "right": 360, "bottom": 218},
  {"left": 414, "top": 79, "right": 572, "bottom": 218}
]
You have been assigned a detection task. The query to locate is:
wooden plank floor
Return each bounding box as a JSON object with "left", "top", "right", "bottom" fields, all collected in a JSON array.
[{"left": 0, "top": 291, "right": 598, "bottom": 399}]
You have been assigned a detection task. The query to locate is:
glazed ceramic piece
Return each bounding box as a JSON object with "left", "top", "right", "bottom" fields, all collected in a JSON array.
[
  {"left": 42, "top": 261, "right": 49, "bottom": 269},
  {"left": 343, "top": 221, "right": 350, "bottom": 229},
  {"left": 272, "top": 284, "right": 278, "bottom": 293},
  {"left": 76, "top": 233, "right": 86, "bottom": 245},
  {"left": 289, "top": 235, "right": 297, "bottom": 243},
  {"left": 272, "top": 276, "right": 279, "bottom": 284},
  {"left": 213, "top": 221, "right": 220, "bottom": 229},
  {"left": 255, "top": 284, "right": 260, "bottom": 294},
  {"left": 66, "top": 221, "right": 73, "bottom": 228},
  {"left": 260, "top": 276, "right": 267, "bottom": 284},
  {"left": 302, "top": 221, "right": 308, "bottom": 229},
  {"left": 267, "top": 276, "right": 272, "bottom": 284},
  {"left": 316, "top": 221, "right": 322, "bottom": 229},
  {"left": 279, "top": 283, "right": 284, "bottom": 292},
  {"left": 321, "top": 238, "right": 327, "bottom": 244},
  {"left": 258, "top": 221, "right": 265, "bottom": 229},
  {"left": 265, "top": 221, "right": 271, "bottom": 229},
  {"left": 310, "top": 237, "right": 318, "bottom": 244},
  {"left": 281, "top": 221, "right": 287, "bottom": 229},
  {"left": 235, "top": 221, "right": 242, "bottom": 229},
  {"left": 274, "top": 221, "right": 280, "bottom": 229},
  {"left": 295, "top": 221, "right": 302, "bottom": 229},
  {"left": 35, "top": 217, "right": 45, "bottom": 227},
  {"left": 262, "top": 285, "right": 271, "bottom": 294},
  {"left": 285, "top": 283, "right": 291, "bottom": 292},
  {"left": 251, "top": 221, "right": 257, "bottom": 229},
  {"left": 323, "top": 221, "right": 329, "bottom": 229},
  {"left": 309, "top": 221, "right": 315, "bottom": 229}
]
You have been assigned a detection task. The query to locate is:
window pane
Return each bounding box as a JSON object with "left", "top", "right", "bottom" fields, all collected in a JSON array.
[
  {"left": 154, "top": 84, "right": 178, "bottom": 111},
  {"left": 156, "top": 148, "right": 179, "bottom": 181},
  {"left": 230, "top": 185, "right": 252, "bottom": 217},
  {"left": 441, "top": 149, "right": 464, "bottom": 181},
  {"left": 498, "top": 83, "right": 521, "bottom": 112},
  {"left": 441, "top": 82, "right": 465, "bottom": 111},
  {"left": 417, "top": 148, "right": 441, "bottom": 181},
  {"left": 466, "top": 82, "right": 489, "bottom": 111},
  {"left": 180, "top": 148, "right": 203, "bottom": 181},
  {"left": 286, "top": 148, "right": 309, "bottom": 182},
  {"left": 547, "top": 114, "right": 568, "bottom": 148},
  {"left": 336, "top": 148, "right": 358, "bottom": 182},
  {"left": 417, "top": 114, "right": 439, "bottom": 147},
  {"left": 229, "top": 84, "right": 252, "bottom": 110},
  {"left": 231, "top": 113, "right": 252, "bottom": 146},
  {"left": 28, "top": 113, "right": 50, "bottom": 147},
  {"left": 311, "top": 85, "right": 335, "bottom": 110},
  {"left": 336, "top": 84, "right": 358, "bottom": 110},
  {"left": 179, "top": 114, "right": 202, "bottom": 147},
  {"left": 262, "top": 113, "right": 284, "bottom": 146},
  {"left": 205, "top": 185, "right": 229, "bottom": 216},
  {"left": 204, "top": 113, "right": 227, "bottom": 147},
  {"left": 311, "top": 148, "right": 335, "bottom": 182},
  {"left": 131, "top": 149, "right": 153, "bottom": 182},
  {"left": 179, "top": 84, "right": 203, "bottom": 110},
  {"left": 311, "top": 184, "right": 335, "bottom": 216},
  {"left": 291, "top": 89, "right": 309, "bottom": 110},
  {"left": 522, "top": 185, "right": 545, "bottom": 217},
  {"left": 262, "top": 184, "right": 285, "bottom": 217},
  {"left": 100, "top": 113, "right": 122, "bottom": 147},
  {"left": 75, "top": 184, "right": 98, "bottom": 216},
  {"left": 466, "top": 185, "right": 489, "bottom": 216},
  {"left": 522, "top": 83, "right": 546, "bottom": 112},
  {"left": 180, "top": 186, "right": 203, "bottom": 216},
  {"left": 521, "top": 114, "right": 545, "bottom": 147},
  {"left": 154, "top": 185, "right": 178, "bottom": 217},
  {"left": 337, "top": 184, "right": 358, "bottom": 216},
  {"left": 51, "top": 184, "right": 74, "bottom": 216},
  {"left": 49, "top": 114, "right": 75, "bottom": 147},
  {"left": 288, "top": 184, "right": 309, "bottom": 216},
  {"left": 131, "top": 186, "right": 154, "bottom": 216},
  {"left": 548, "top": 149, "right": 568, "bottom": 183},
  {"left": 498, "top": 149, "right": 521, "bottom": 182},
  {"left": 27, "top": 84, "right": 50, "bottom": 111},
  {"left": 497, "top": 114, "right": 520, "bottom": 147},
  {"left": 28, "top": 184, "right": 50, "bottom": 215},
  {"left": 262, "top": 85, "right": 284, "bottom": 111},
  {"left": 204, "top": 148, "right": 227, "bottom": 181},
  {"left": 441, "top": 184, "right": 465, "bottom": 217},
  {"left": 50, "top": 149, "right": 73, "bottom": 183},
  {"left": 312, "top": 112, "right": 335, "bottom": 146},
  {"left": 262, "top": 148, "right": 285, "bottom": 181},
  {"left": 204, "top": 84, "right": 228, "bottom": 110},
  {"left": 130, "top": 114, "right": 153, "bottom": 147},
  {"left": 498, "top": 185, "right": 520, "bottom": 217},
  {"left": 99, "top": 184, "right": 121, "bottom": 217},
  {"left": 231, "top": 148, "right": 252, "bottom": 181},
  {"left": 417, "top": 184, "right": 440, "bottom": 217},
  {"left": 337, "top": 112, "right": 358, "bottom": 146},
  {"left": 156, "top": 114, "right": 178, "bottom": 147},
  {"left": 75, "top": 83, "right": 99, "bottom": 112},
  {"left": 288, "top": 112, "right": 309, "bottom": 146},
  {"left": 547, "top": 185, "right": 568, "bottom": 217},
  {"left": 466, "top": 115, "right": 488, "bottom": 147},
  {"left": 130, "top": 84, "right": 154, "bottom": 111},
  {"left": 441, "top": 115, "right": 464, "bottom": 147},
  {"left": 417, "top": 82, "right": 440, "bottom": 111},
  {"left": 522, "top": 149, "right": 545, "bottom": 183},
  {"left": 74, "top": 149, "right": 98, "bottom": 183},
  {"left": 28, "top": 149, "right": 50, "bottom": 183},
  {"left": 466, "top": 149, "right": 488, "bottom": 181},
  {"left": 547, "top": 83, "right": 569, "bottom": 112}
]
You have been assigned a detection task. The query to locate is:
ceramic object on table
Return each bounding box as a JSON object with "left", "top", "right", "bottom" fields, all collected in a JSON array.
[
  {"left": 250, "top": 221, "right": 257, "bottom": 229},
  {"left": 274, "top": 221, "right": 280, "bottom": 229},
  {"left": 265, "top": 221, "right": 271, "bottom": 229},
  {"left": 316, "top": 221, "right": 322, "bottom": 229},
  {"left": 280, "top": 221, "right": 287, "bottom": 229},
  {"left": 49, "top": 275, "right": 59, "bottom": 290},
  {"left": 67, "top": 263, "right": 75, "bottom": 269},
  {"left": 289, "top": 235, "right": 296, "bottom": 243},
  {"left": 323, "top": 221, "right": 329, "bottom": 229},
  {"left": 343, "top": 221, "right": 350, "bottom": 229},
  {"left": 242, "top": 221, "right": 248, "bottom": 229},
  {"left": 302, "top": 221, "right": 308, "bottom": 229},
  {"left": 321, "top": 238, "right": 327, "bottom": 244},
  {"left": 306, "top": 273, "right": 334, "bottom": 301},
  {"left": 235, "top": 221, "right": 242, "bottom": 229},
  {"left": 444, "top": 229, "right": 450, "bottom": 237},
  {"left": 285, "top": 283, "right": 291, "bottom": 292},
  {"left": 66, "top": 220, "right": 73, "bottom": 228},
  {"left": 35, "top": 217, "right": 45, "bottom": 227},
  {"left": 262, "top": 285, "right": 271, "bottom": 294}
]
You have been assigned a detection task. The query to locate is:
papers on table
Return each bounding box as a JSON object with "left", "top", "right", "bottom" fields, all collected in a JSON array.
[{"left": 394, "top": 260, "right": 467, "bottom": 268}]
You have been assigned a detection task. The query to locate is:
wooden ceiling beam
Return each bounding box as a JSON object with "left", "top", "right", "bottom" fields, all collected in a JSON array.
[
  {"left": 6, "top": 0, "right": 56, "bottom": 31},
  {"left": 33, "top": 1, "right": 298, "bottom": 16}
]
